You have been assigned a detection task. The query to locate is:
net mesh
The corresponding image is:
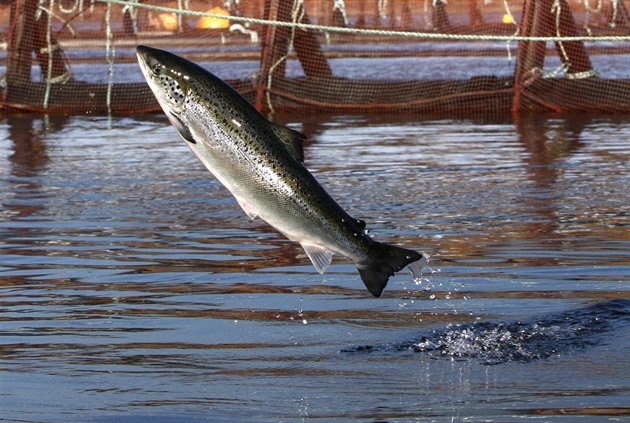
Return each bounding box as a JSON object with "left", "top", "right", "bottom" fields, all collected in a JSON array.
[{"left": 2, "top": 0, "right": 629, "bottom": 115}]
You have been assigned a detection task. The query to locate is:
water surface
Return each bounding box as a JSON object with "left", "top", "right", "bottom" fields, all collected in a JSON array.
[{"left": 1, "top": 112, "right": 629, "bottom": 422}]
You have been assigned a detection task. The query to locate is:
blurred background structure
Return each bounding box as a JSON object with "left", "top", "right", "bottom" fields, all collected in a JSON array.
[{"left": 1, "top": 0, "right": 629, "bottom": 115}]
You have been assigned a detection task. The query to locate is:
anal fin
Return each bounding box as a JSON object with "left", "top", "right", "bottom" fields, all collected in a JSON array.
[{"left": 302, "top": 244, "right": 334, "bottom": 274}]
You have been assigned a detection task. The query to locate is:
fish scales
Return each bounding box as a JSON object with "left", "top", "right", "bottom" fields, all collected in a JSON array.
[
  {"left": 186, "top": 99, "right": 361, "bottom": 253},
  {"left": 182, "top": 69, "right": 367, "bottom": 256},
  {"left": 137, "top": 45, "right": 424, "bottom": 296}
]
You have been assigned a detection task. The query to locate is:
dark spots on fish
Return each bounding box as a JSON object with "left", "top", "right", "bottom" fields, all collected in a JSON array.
[{"left": 156, "top": 73, "right": 187, "bottom": 105}]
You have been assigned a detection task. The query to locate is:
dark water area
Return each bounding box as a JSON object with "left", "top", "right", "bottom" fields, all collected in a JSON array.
[{"left": 1, "top": 112, "right": 629, "bottom": 422}]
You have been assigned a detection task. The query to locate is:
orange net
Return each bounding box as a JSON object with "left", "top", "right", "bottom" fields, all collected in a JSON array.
[{"left": 1, "top": 0, "right": 629, "bottom": 115}]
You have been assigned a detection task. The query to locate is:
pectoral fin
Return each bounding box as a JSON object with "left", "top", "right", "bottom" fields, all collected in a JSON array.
[
  {"left": 168, "top": 112, "right": 196, "bottom": 144},
  {"left": 302, "top": 244, "right": 334, "bottom": 274}
]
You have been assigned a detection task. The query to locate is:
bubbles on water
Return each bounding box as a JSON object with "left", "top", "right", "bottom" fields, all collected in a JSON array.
[
  {"left": 343, "top": 300, "right": 630, "bottom": 364},
  {"left": 412, "top": 320, "right": 567, "bottom": 364},
  {"left": 407, "top": 252, "right": 439, "bottom": 292},
  {"left": 296, "top": 396, "right": 309, "bottom": 418},
  {"left": 289, "top": 307, "right": 308, "bottom": 325},
  {"left": 411, "top": 300, "right": 629, "bottom": 364},
  {"left": 298, "top": 309, "right": 308, "bottom": 325},
  {"left": 396, "top": 253, "right": 443, "bottom": 310}
]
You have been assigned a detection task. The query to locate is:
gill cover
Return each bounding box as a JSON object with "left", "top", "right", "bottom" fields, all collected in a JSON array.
[{"left": 147, "top": 55, "right": 189, "bottom": 108}]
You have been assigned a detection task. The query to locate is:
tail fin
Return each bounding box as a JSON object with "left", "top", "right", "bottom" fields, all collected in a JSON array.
[{"left": 357, "top": 242, "right": 423, "bottom": 297}]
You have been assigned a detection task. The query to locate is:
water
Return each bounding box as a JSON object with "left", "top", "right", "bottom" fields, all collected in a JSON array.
[
  {"left": 20, "top": 52, "right": 629, "bottom": 84},
  {"left": 1, "top": 112, "right": 629, "bottom": 422}
]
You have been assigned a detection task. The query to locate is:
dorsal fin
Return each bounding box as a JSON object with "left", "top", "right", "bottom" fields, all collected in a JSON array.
[{"left": 271, "top": 123, "right": 306, "bottom": 163}]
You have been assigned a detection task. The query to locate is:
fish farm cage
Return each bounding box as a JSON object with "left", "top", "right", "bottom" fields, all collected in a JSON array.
[{"left": 1, "top": 0, "right": 630, "bottom": 116}]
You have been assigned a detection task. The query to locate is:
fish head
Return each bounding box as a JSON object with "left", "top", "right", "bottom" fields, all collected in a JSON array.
[
  {"left": 137, "top": 45, "right": 191, "bottom": 112},
  {"left": 137, "top": 45, "right": 197, "bottom": 143}
]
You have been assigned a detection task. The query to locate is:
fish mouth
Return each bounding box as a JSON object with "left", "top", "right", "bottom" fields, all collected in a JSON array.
[
  {"left": 136, "top": 45, "right": 152, "bottom": 58},
  {"left": 136, "top": 46, "right": 177, "bottom": 113},
  {"left": 136, "top": 45, "right": 195, "bottom": 144},
  {"left": 136, "top": 45, "right": 155, "bottom": 82},
  {"left": 136, "top": 45, "right": 158, "bottom": 65},
  {"left": 136, "top": 45, "right": 174, "bottom": 74}
]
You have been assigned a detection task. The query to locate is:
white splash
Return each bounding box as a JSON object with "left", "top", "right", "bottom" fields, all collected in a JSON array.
[{"left": 407, "top": 252, "right": 438, "bottom": 291}]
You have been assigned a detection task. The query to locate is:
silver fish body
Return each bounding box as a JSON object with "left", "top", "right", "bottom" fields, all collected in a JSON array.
[{"left": 137, "top": 45, "right": 423, "bottom": 296}]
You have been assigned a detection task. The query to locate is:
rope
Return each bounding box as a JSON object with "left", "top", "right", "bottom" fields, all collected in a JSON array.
[
  {"left": 583, "top": 0, "right": 603, "bottom": 13},
  {"left": 552, "top": 0, "right": 572, "bottom": 66},
  {"left": 43, "top": 0, "right": 54, "bottom": 109},
  {"left": 378, "top": 0, "right": 388, "bottom": 20},
  {"left": 176, "top": 0, "right": 184, "bottom": 34},
  {"left": 502, "top": 0, "right": 519, "bottom": 63},
  {"left": 93, "top": 0, "right": 630, "bottom": 42},
  {"left": 610, "top": 0, "right": 619, "bottom": 27},
  {"left": 57, "top": 0, "right": 81, "bottom": 14},
  {"left": 105, "top": 0, "right": 114, "bottom": 116},
  {"left": 332, "top": 0, "right": 348, "bottom": 26}
]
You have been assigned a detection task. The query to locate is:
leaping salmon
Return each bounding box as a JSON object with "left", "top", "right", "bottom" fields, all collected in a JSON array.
[{"left": 137, "top": 45, "right": 425, "bottom": 297}]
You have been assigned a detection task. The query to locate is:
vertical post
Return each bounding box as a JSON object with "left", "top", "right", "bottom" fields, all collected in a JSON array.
[
  {"left": 401, "top": 0, "right": 413, "bottom": 30},
  {"left": 33, "top": 11, "right": 71, "bottom": 83},
  {"left": 432, "top": 0, "right": 451, "bottom": 32},
  {"left": 373, "top": 0, "right": 381, "bottom": 28},
  {"left": 7, "top": 0, "right": 38, "bottom": 88},
  {"left": 256, "top": 0, "right": 332, "bottom": 113},
  {"left": 293, "top": 6, "right": 333, "bottom": 80},
  {"left": 387, "top": 0, "right": 396, "bottom": 29},
  {"left": 256, "top": 0, "right": 291, "bottom": 111},
  {"left": 514, "top": 0, "right": 595, "bottom": 112},
  {"left": 554, "top": 0, "right": 594, "bottom": 78},
  {"left": 515, "top": 0, "right": 552, "bottom": 82},
  {"left": 356, "top": 0, "right": 365, "bottom": 28},
  {"left": 608, "top": 0, "right": 630, "bottom": 29},
  {"left": 468, "top": 0, "right": 484, "bottom": 28},
  {"left": 513, "top": 0, "right": 554, "bottom": 113}
]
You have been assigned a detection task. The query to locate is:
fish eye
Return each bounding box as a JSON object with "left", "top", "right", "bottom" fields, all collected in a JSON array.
[{"left": 147, "top": 58, "right": 165, "bottom": 76}]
